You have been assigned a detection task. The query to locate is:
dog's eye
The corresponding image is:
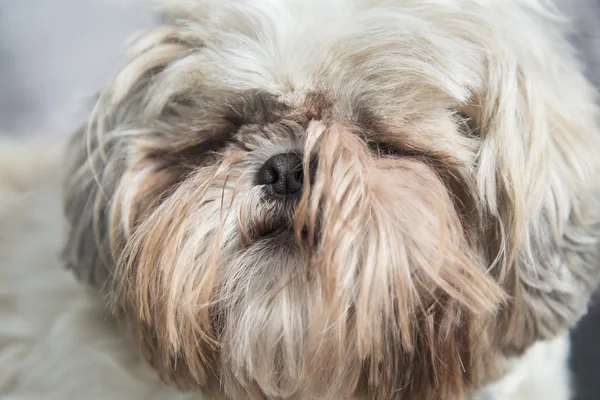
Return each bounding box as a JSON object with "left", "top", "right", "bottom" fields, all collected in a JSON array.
[
  {"left": 187, "top": 137, "right": 233, "bottom": 156},
  {"left": 150, "top": 137, "right": 233, "bottom": 170},
  {"left": 368, "top": 142, "right": 394, "bottom": 157},
  {"left": 367, "top": 141, "right": 414, "bottom": 158},
  {"left": 456, "top": 111, "right": 477, "bottom": 137}
]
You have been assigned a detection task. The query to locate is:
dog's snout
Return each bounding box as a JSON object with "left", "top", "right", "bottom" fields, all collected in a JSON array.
[{"left": 257, "top": 152, "right": 304, "bottom": 198}]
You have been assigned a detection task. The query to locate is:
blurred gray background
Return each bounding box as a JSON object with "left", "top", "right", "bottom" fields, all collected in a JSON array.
[
  {"left": 0, "top": 0, "right": 599, "bottom": 399},
  {"left": 0, "top": 0, "right": 156, "bottom": 137}
]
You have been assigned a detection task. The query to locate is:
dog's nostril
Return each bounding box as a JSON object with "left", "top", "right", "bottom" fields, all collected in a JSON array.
[
  {"left": 257, "top": 152, "right": 304, "bottom": 197},
  {"left": 258, "top": 164, "right": 278, "bottom": 185},
  {"left": 293, "top": 168, "right": 303, "bottom": 183}
]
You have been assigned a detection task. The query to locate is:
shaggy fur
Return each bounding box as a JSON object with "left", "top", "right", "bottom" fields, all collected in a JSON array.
[
  {"left": 0, "top": 140, "right": 572, "bottom": 400},
  {"left": 2, "top": 0, "right": 600, "bottom": 399}
]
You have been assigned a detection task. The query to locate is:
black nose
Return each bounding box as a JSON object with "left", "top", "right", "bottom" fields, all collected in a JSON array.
[{"left": 257, "top": 152, "right": 304, "bottom": 198}]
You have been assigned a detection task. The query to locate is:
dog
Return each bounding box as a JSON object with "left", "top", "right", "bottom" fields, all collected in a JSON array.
[{"left": 2, "top": 0, "right": 600, "bottom": 399}]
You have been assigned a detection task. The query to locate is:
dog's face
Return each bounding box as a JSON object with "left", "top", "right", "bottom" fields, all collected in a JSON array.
[{"left": 63, "top": 1, "right": 600, "bottom": 399}]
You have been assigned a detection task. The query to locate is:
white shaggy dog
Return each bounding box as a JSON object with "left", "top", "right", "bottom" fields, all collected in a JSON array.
[{"left": 1, "top": 0, "right": 599, "bottom": 399}]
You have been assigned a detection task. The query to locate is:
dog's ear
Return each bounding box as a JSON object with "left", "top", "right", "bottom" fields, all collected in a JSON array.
[
  {"left": 465, "top": 7, "right": 600, "bottom": 354},
  {"left": 61, "top": 18, "right": 229, "bottom": 389},
  {"left": 62, "top": 124, "right": 121, "bottom": 291},
  {"left": 62, "top": 22, "right": 196, "bottom": 293}
]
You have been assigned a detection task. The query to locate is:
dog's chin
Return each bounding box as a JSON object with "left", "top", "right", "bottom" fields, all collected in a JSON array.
[
  {"left": 251, "top": 223, "right": 319, "bottom": 259},
  {"left": 253, "top": 227, "right": 298, "bottom": 251},
  {"left": 248, "top": 201, "right": 313, "bottom": 251}
]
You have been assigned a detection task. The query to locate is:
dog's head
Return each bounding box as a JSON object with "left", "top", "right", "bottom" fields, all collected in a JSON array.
[{"left": 63, "top": 1, "right": 600, "bottom": 399}]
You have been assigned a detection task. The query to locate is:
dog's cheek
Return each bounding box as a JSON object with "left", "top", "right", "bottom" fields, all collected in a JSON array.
[
  {"left": 355, "top": 160, "right": 504, "bottom": 399},
  {"left": 62, "top": 130, "right": 221, "bottom": 390},
  {"left": 111, "top": 160, "right": 259, "bottom": 393},
  {"left": 112, "top": 163, "right": 184, "bottom": 239},
  {"left": 301, "top": 125, "right": 504, "bottom": 398}
]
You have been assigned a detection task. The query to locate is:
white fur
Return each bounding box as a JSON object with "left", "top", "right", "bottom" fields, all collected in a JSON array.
[{"left": 474, "top": 335, "right": 572, "bottom": 400}]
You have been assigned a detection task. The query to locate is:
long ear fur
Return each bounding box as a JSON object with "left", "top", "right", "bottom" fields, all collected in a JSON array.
[
  {"left": 62, "top": 24, "right": 195, "bottom": 292},
  {"left": 468, "top": 2, "right": 600, "bottom": 354}
]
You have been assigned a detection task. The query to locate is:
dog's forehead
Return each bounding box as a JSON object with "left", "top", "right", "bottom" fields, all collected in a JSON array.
[
  {"left": 145, "top": 2, "right": 485, "bottom": 112},
  {"left": 216, "top": 89, "right": 355, "bottom": 127}
]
